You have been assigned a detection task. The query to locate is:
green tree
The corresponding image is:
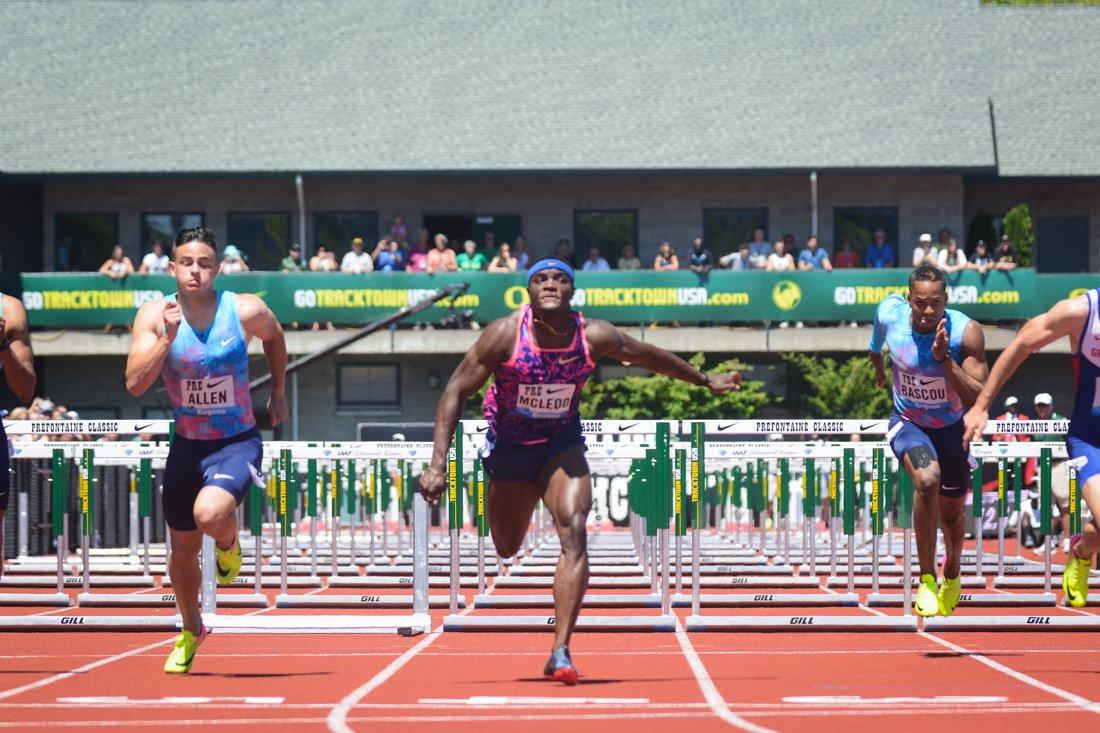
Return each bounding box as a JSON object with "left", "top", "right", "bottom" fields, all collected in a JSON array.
[
  {"left": 1002, "top": 203, "right": 1035, "bottom": 266},
  {"left": 579, "top": 354, "right": 769, "bottom": 419},
  {"left": 781, "top": 353, "right": 893, "bottom": 419}
]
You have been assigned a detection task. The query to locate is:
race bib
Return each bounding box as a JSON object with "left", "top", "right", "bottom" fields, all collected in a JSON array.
[
  {"left": 181, "top": 376, "right": 235, "bottom": 413},
  {"left": 516, "top": 383, "right": 575, "bottom": 419},
  {"left": 895, "top": 370, "right": 948, "bottom": 406}
]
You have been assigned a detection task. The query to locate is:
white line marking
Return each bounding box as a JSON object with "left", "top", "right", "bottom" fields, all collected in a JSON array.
[
  {"left": 782, "top": 695, "right": 1007, "bottom": 705},
  {"left": 918, "top": 631, "right": 1100, "bottom": 715},
  {"left": 0, "top": 638, "right": 173, "bottom": 702},
  {"left": 417, "top": 695, "right": 651, "bottom": 706},
  {"left": 56, "top": 696, "right": 284, "bottom": 705},
  {"left": 673, "top": 617, "right": 775, "bottom": 733}
]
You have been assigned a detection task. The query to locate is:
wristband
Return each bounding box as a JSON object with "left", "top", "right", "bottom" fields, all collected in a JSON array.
[{"left": 700, "top": 373, "right": 710, "bottom": 387}]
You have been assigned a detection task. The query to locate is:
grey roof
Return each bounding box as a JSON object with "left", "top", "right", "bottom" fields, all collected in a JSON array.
[
  {"left": 0, "top": 1, "right": 1089, "bottom": 176},
  {"left": 986, "top": 6, "right": 1100, "bottom": 178}
]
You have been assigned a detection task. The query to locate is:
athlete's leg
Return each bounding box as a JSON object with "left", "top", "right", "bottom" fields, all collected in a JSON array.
[
  {"left": 0, "top": 511, "right": 5, "bottom": 580},
  {"left": 538, "top": 445, "right": 591, "bottom": 651},
  {"left": 487, "top": 479, "right": 543, "bottom": 558},
  {"left": 167, "top": 528, "right": 203, "bottom": 635},
  {"left": 903, "top": 447, "right": 942, "bottom": 578},
  {"left": 937, "top": 495, "right": 966, "bottom": 579},
  {"left": 193, "top": 486, "right": 239, "bottom": 551},
  {"left": 1072, "top": 474, "right": 1100, "bottom": 560}
]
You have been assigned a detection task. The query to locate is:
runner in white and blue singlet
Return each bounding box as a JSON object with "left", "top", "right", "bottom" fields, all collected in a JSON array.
[
  {"left": 0, "top": 293, "right": 37, "bottom": 580},
  {"left": 965, "top": 289, "right": 1100, "bottom": 607},
  {"left": 870, "top": 265, "right": 988, "bottom": 618},
  {"left": 127, "top": 226, "right": 288, "bottom": 674}
]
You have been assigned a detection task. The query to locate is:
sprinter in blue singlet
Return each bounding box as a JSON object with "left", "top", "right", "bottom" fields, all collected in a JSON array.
[
  {"left": 870, "top": 265, "right": 988, "bottom": 617},
  {"left": 965, "top": 289, "right": 1100, "bottom": 607},
  {"left": 127, "top": 226, "right": 288, "bottom": 674},
  {"left": 0, "top": 293, "right": 37, "bottom": 579}
]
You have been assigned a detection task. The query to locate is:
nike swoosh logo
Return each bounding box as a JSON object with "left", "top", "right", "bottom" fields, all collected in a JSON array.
[
  {"left": 558, "top": 356, "right": 580, "bottom": 364},
  {"left": 717, "top": 424, "right": 735, "bottom": 431},
  {"left": 205, "top": 377, "right": 231, "bottom": 389},
  {"left": 220, "top": 336, "right": 235, "bottom": 346},
  {"left": 216, "top": 559, "right": 231, "bottom": 577},
  {"left": 546, "top": 387, "right": 569, "bottom": 395},
  {"left": 618, "top": 423, "right": 639, "bottom": 431},
  {"left": 859, "top": 423, "right": 879, "bottom": 431},
  {"left": 476, "top": 425, "right": 489, "bottom": 433},
  {"left": 919, "top": 379, "right": 938, "bottom": 386},
  {"left": 135, "top": 422, "right": 155, "bottom": 432},
  {"left": 213, "top": 473, "right": 235, "bottom": 480}
]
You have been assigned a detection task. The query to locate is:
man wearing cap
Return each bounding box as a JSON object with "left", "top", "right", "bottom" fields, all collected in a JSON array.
[
  {"left": 419, "top": 258, "right": 741, "bottom": 684},
  {"left": 1032, "top": 394, "right": 1071, "bottom": 552},
  {"left": 964, "top": 291, "right": 1100, "bottom": 608},
  {"left": 340, "top": 237, "right": 374, "bottom": 274},
  {"left": 280, "top": 244, "right": 306, "bottom": 273},
  {"left": 218, "top": 245, "right": 249, "bottom": 274},
  {"left": 911, "top": 233, "right": 938, "bottom": 268}
]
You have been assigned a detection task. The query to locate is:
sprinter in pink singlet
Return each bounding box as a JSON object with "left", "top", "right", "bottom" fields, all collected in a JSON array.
[{"left": 420, "top": 258, "right": 742, "bottom": 684}]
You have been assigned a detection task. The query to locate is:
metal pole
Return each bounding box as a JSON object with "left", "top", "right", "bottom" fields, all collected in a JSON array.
[
  {"left": 254, "top": 534, "right": 262, "bottom": 595},
  {"left": 279, "top": 534, "right": 288, "bottom": 596},
  {"left": 17, "top": 492, "right": 28, "bottom": 558},
  {"left": 449, "top": 525, "right": 459, "bottom": 615},
  {"left": 142, "top": 516, "right": 151, "bottom": 576},
  {"left": 477, "top": 535, "right": 486, "bottom": 596},
  {"left": 295, "top": 174, "right": 307, "bottom": 257},
  {"left": 809, "top": 171, "right": 819, "bottom": 235},
  {"left": 660, "top": 529, "right": 671, "bottom": 616},
  {"left": 201, "top": 535, "right": 217, "bottom": 616},
  {"left": 691, "top": 524, "right": 701, "bottom": 616},
  {"left": 412, "top": 493, "right": 428, "bottom": 617},
  {"left": 903, "top": 526, "right": 913, "bottom": 616},
  {"left": 1043, "top": 535, "right": 1052, "bottom": 595},
  {"left": 675, "top": 533, "right": 683, "bottom": 595}
]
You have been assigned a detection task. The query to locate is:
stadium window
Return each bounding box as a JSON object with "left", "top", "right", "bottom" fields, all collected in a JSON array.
[
  {"left": 703, "top": 209, "right": 769, "bottom": 259},
  {"left": 226, "top": 212, "right": 291, "bottom": 271},
  {"left": 141, "top": 213, "right": 203, "bottom": 253},
  {"left": 54, "top": 213, "right": 118, "bottom": 272},
  {"left": 314, "top": 212, "right": 379, "bottom": 255},
  {"left": 337, "top": 364, "right": 400, "bottom": 408},
  {"left": 833, "top": 208, "right": 899, "bottom": 261},
  {"left": 573, "top": 210, "right": 638, "bottom": 267}
]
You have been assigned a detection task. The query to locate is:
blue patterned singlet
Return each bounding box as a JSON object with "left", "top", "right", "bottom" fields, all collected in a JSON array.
[
  {"left": 162, "top": 291, "right": 256, "bottom": 440},
  {"left": 483, "top": 305, "right": 595, "bottom": 444}
]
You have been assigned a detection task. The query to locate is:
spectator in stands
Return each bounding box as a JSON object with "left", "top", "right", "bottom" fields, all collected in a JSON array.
[
  {"left": 766, "top": 240, "right": 795, "bottom": 271},
  {"left": 309, "top": 245, "right": 337, "bottom": 272},
  {"left": 218, "top": 245, "right": 249, "bottom": 274},
  {"left": 653, "top": 241, "right": 679, "bottom": 271},
  {"left": 864, "top": 230, "right": 895, "bottom": 268},
  {"left": 968, "top": 239, "right": 993, "bottom": 275},
  {"left": 617, "top": 243, "right": 642, "bottom": 270},
  {"left": 797, "top": 234, "right": 832, "bottom": 271},
  {"left": 279, "top": 244, "right": 306, "bottom": 273},
  {"left": 388, "top": 215, "right": 407, "bottom": 243},
  {"left": 718, "top": 243, "right": 752, "bottom": 270},
  {"left": 937, "top": 227, "right": 952, "bottom": 250},
  {"left": 98, "top": 245, "right": 134, "bottom": 280},
  {"left": 482, "top": 231, "right": 498, "bottom": 260},
  {"left": 938, "top": 238, "right": 967, "bottom": 273},
  {"left": 426, "top": 234, "right": 459, "bottom": 273},
  {"left": 582, "top": 246, "right": 611, "bottom": 272},
  {"left": 912, "top": 233, "right": 938, "bottom": 267},
  {"left": 1032, "top": 392, "right": 1070, "bottom": 552},
  {"left": 555, "top": 238, "right": 579, "bottom": 268},
  {"left": 341, "top": 237, "right": 374, "bottom": 274},
  {"left": 512, "top": 235, "right": 530, "bottom": 270},
  {"left": 746, "top": 227, "right": 772, "bottom": 269},
  {"left": 833, "top": 238, "right": 860, "bottom": 268},
  {"left": 407, "top": 229, "right": 430, "bottom": 272},
  {"left": 457, "top": 239, "right": 488, "bottom": 271},
  {"left": 687, "top": 237, "right": 714, "bottom": 275},
  {"left": 487, "top": 243, "right": 518, "bottom": 273},
  {"left": 139, "top": 241, "right": 169, "bottom": 274},
  {"left": 995, "top": 235, "right": 1018, "bottom": 271},
  {"left": 373, "top": 237, "right": 406, "bottom": 271}
]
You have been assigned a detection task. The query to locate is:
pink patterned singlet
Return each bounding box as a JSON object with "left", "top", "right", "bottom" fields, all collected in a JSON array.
[{"left": 482, "top": 305, "right": 595, "bottom": 444}]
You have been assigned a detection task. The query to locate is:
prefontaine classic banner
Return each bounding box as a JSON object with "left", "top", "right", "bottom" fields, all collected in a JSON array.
[{"left": 5, "top": 270, "right": 1092, "bottom": 329}]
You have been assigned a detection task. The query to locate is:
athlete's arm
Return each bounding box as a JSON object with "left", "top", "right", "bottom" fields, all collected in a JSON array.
[
  {"left": 868, "top": 303, "right": 888, "bottom": 389},
  {"left": 238, "top": 294, "right": 288, "bottom": 428},
  {"left": 585, "top": 320, "right": 741, "bottom": 393},
  {"left": 937, "top": 319, "right": 987, "bottom": 408},
  {"left": 419, "top": 318, "right": 513, "bottom": 503},
  {"left": 963, "top": 297, "right": 1087, "bottom": 445},
  {"left": 125, "top": 300, "right": 176, "bottom": 396},
  {"left": 0, "top": 296, "right": 36, "bottom": 404}
]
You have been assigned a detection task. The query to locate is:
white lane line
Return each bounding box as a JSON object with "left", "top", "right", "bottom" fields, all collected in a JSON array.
[
  {"left": 0, "top": 638, "right": 174, "bottom": 702},
  {"left": 918, "top": 631, "right": 1100, "bottom": 715},
  {"left": 673, "top": 617, "right": 775, "bottom": 733},
  {"left": 417, "top": 695, "right": 650, "bottom": 706},
  {"left": 782, "top": 695, "right": 1007, "bottom": 705}
]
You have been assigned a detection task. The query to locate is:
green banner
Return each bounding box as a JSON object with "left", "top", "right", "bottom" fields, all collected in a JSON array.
[{"left": 7, "top": 268, "right": 1096, "bottom": 328}]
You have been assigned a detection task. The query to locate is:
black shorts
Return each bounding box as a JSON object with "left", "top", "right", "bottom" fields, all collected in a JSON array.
[
  {"left": 0, "top": 421, "right": 9, "bottom": 513},
  {"left": 482, "top": 425, "right": 587, "bottom": 483},
  {"left": 887, "top": 415, "right": 971, "bottom": 498},
  {"left": 163, "top": 426, "right": 263, "bottom": 531}
]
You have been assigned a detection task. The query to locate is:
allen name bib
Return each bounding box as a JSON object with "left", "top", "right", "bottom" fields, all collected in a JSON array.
[
  {"left": 181, "top": 376, "right": 236, "bottom": 412},
  {"left": 516, "top": 383, "right": 575, "bottom": 419}
]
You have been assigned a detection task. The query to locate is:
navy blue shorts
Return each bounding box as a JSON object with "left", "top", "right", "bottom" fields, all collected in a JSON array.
[
  {"left": 482, "top": 427, "right": 587, "bottom": 483},
  {"left": 163, "top": 426, "right": 263, "bottom": 531},
  {"left": 0, "top": 421, "right": 9, "bottom": 513},
  {"left": 887, "top": 415, "right": 970, "bottom": 497},
  {"left": 1067, "top": 435, "right": 1100, "bottom": 487}
]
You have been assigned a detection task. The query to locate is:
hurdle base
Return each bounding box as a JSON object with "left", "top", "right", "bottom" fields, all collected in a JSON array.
[
  {"left": 473, "top": 593, "right": 662, "bottom": 609},
  {"left": 443, "top": 614, "right": 676, "bottom": 632},
  {"left": 671, "top": 592, "right": 859, "bottom": 607},
  {"left": 686, "top": 614, "right": 918, "bottom": 632},
  {"left": 0, "top": 615, "right": 181, "bottom": 631},
  {"left": 203, "top": 612, "right": 433, "bottom": 635},
  {"left": 923, "top": 614, "right": 1100, "bottom": 631},
  {"left": 275, "top": 593, "right": 463, "bottom": 609},
  {"left": 77, "top": 592, "right": 269, "bottom": 608},
  {"left": 867, "top": 592, "right": 1057, "bottom": 607},
  {"left": 0, "top": 592, "right": 72, "bottom": 607}
]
